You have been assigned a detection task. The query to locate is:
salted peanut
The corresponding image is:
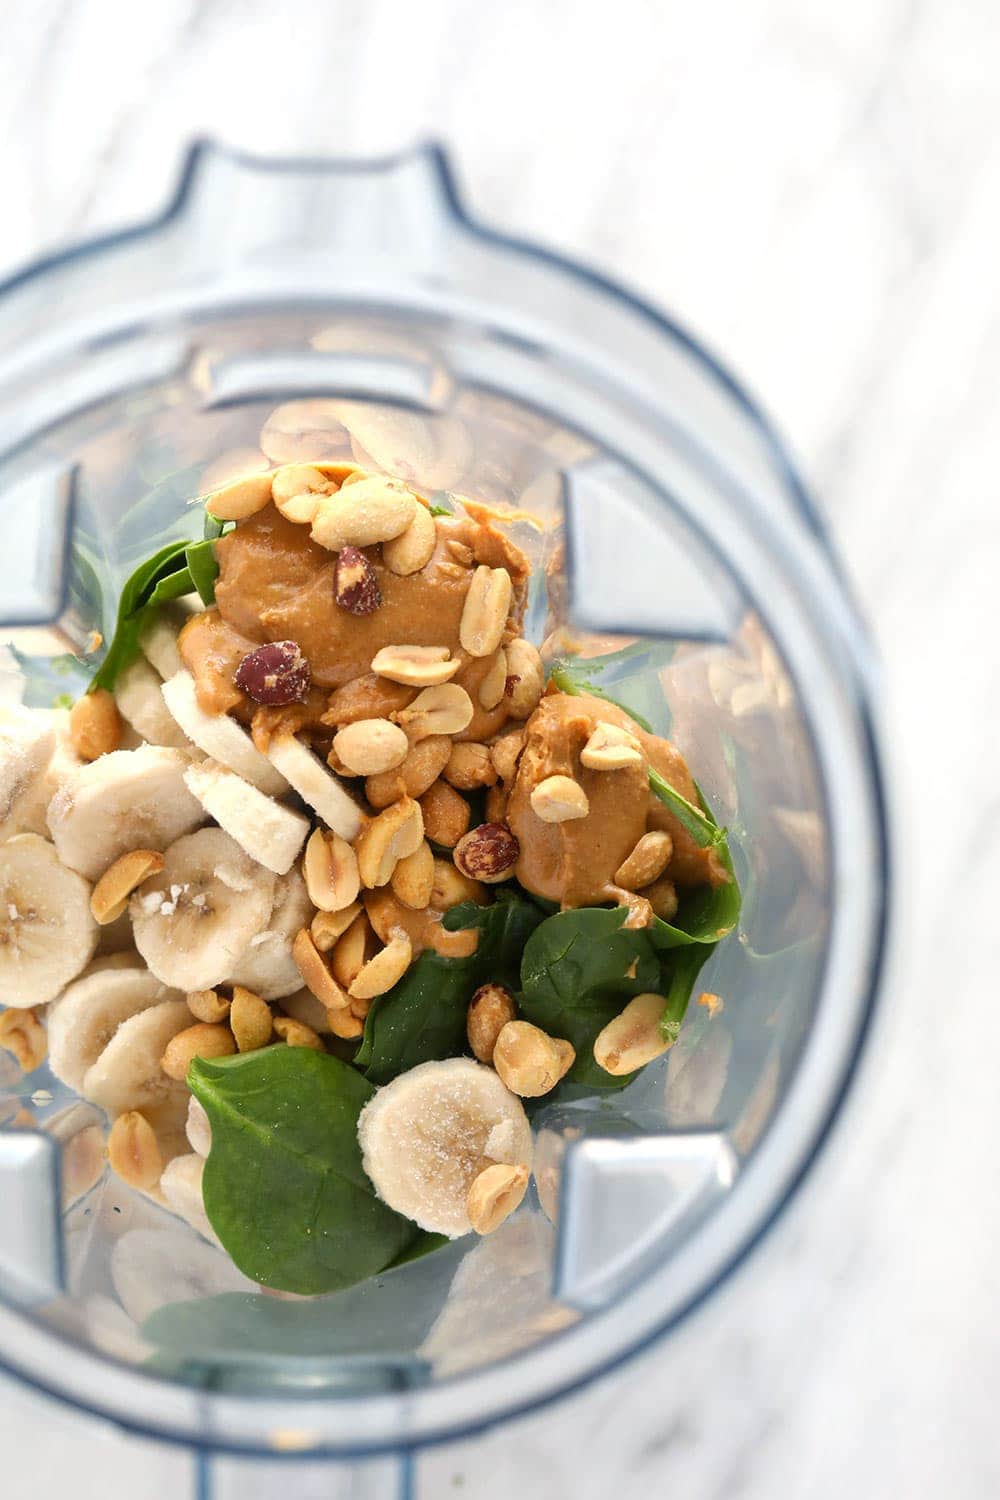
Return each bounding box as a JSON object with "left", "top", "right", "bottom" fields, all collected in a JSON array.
[
  {"left": 467, "top": 983, "right": 517, "bottom": 1063},
  {"left": 489, "top": 725, "right": 525, "bottom": 785},
  {"left": 579, "top": 720, "right": 643, "bottom": 770},
  {"left": 485, "top": 785, "right": 507, "bottom": 823},
  {"left": 382, "top": 502, "right": 437, "bottom": 575},
  {"left": 107, "top": 1111, "right": 163, "bottom": 1191},
  {"left": 454, "top": 822, "right": 519, "bottom": 883},
  {"left": 0, "top": 1007, "right": 47, "bottom": 1073},
  {"left": 230, "top": 986, "right": 273, "bottom": 1052},
  {"left": 330, "top": 912, "right": 373, "bottom": 989},
  {"left": 503, "top": 639, "right": 545, "bottom": 719},
  {"left": 349, "top": 934, "right": 413, "bottom": 1000},
  {"left": 356, "top": 797, "right": 424, "bottom": 888},
  {"left": 271, "top": 463, "right": 333, "bottom": 524},
  {"left": 333, "top": 718, "right": 409, "bottom": 775},
  {"left": 333, "top": 546, "right": 382, "bottom": 617},
  {"left": 310, "top": 904, "right": 361, "bottom": 953},
  {"left": 366, "top": 735, "right": 451, "bottom": 808},
  {"left": 444, "top": 742, "right": 497, "bottom": 791},
  {"left": 326, "top": 1004, "right": 364, "bottom": 1040},
  {"left": 615, "top": 831, "right": 674, "bottom": 892},
  {"left": 430, "top": 857, "right": 486, "bottom": 910},
  {"left": 643, "top": 877, "right": 679, "bottom": 922},
  {"left": 698, "top": 991, "right": 725, "bottom": 1018},
  {"left": 394, "top": 682, "right": 474, "bottom": 739},
  {"left": 161, "top": 1022, "right": 236, "bottom": 1081},
  {"left": 272, "top": 1014, "right": 325, "bottom": 1051},
  {"left": 460, "top": 565, "right": 513, "bottom": 658},
  {"left": 478, "top": 648, "right": 508, "bottom": 711},
  {"left": 420, "top": 780, "right": 471, "bottom": 848},
  {"left": 203, "top": 471, "right": 274, "bottom": 521},
  {"left": 325, "top": 674, "right": 415, "bottom": 728},
  {"left": 90, "top": 849, "right": 165, "bottom": 924},
  {"left": 445, "top": 537, "right": 474, "bottom": 567},
  {"left": 372, "top": 644, "right": 460, "bottom": 688},
  {"left": 292, "top": 927, "right": 352, "bottom": 1009},
  {"left": 493, "top": 1021, "right": 575, "bottom": 1098},
  {"left": 391, "top": 840, "right": 435, "bottom": 909},
  {"left": 69, "top": 689, "right": 122, "bottom": 761},
  {"left": 187, "top": 988, "right": 231, "bottom": 1023},
  {"left": 467, "top": 1162, "right": 529, "bottom": 1235},
  {"left": 593, "top": 992, "right": 671, "bottom": 1075},
  {"left": 530, "top": 774, "right": 589, "bottom": 823},
  {"left": 311, "top": 475, "right": 417, "bottom": 551},
  {"left": 304, "top": 828, "right": 360, "bottom": 912}
]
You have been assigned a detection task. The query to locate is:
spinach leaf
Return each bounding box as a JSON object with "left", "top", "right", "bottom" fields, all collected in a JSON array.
[
  {"left": 189, "top": 1047, "right": 418, "bottom": 1296},
  {"left": 356, "top": 891, "right": 547, "bottom": 1085},
  {"left": 185, "top": 538, "right": 221, "bottom": 605},
  {"left": 648, "top": 768, "right": 726, "bottom": 850},
  {"left": 548, "top": 659, "right": 656, "bottom": 733},
  {"left": 88, "top": 537, "right": 217, "bottom": 692}
]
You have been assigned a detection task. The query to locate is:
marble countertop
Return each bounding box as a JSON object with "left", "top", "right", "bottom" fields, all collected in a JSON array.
[{"left": 2, "top": 1, "right": 997, "bottom": 1495}]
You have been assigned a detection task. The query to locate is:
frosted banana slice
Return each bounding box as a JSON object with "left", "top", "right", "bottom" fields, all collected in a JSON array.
[
  {"left": 0, "top": 705, "right": 56, "bottom": 821},
  {"left": 183, "top": 759, "right": 309, "bottom": 876},
  {"left": 226, "top": 865, "right": 314, "bottom": 999},
  {"left": 0, "top": 712, "right": 82, "bottom": 842},
  {"left": 83, "top": 999, "right": 192, "bottom": 1115},
  {"left": 266, "top": 732, "right": 364, "bottom": 841},
  {"left": 130, "top": 826, "right": 275, "bottom": 991},
  {"left": 162, "top": 670, "right": 287, "bottom": 796},
  {"left": 138, "top": 599, "right": 199, "bottom": 682},
  {"left": 358, "top": 1057, "right": 533, "bottom": 1238},
  {"left": 47, "top": 957, "right": 167, "bottom": 1093},
  {"left": 0, "top": 834, "right": 98, "bottom": 1006},
  {"left": 46, "top": 745, "right": 205, "bottom": 880},
  {"left": 159, "top": 1153, "right": 218, "bottom": 1244},
  {"left": 114, "top": 657, "right": 189, "bottom": 749}
]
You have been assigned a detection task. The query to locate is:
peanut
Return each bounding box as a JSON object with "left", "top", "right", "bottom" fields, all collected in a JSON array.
[
  {"left": 366, "top": 735, "right": 451, "bottom": 808},
  {"left": 460, "top": 566, "right": 513, "bottom": 657},
  {"left": 485, "top": 785, "right": 508, "bottom": 823},
  {"left": 419, "top": 780, "right": 471, "bottom": 848},
  {"left": 478, "top": 649, "right": 508, "bottom": 711},
  {"left": 643, "top": 877, "right": 679, "bottom": 922},
  {"left": 187, "top": 988, "right": 231, "bottom": 1023},
  {"left": 333, "top": 718, "right": 409, "bottom": 775},
  {"left": 311, "top": 475, "right": 417, "bottom": 550},
  {"left": 310, "top": 903, "right": 361, "bottom": 952},
  {"left": 90, "top": 848, "right": 164, "bottom": 924},
  {"left": 530, "top": 774, "right": 589, "bottom": 823},
  {"left": 467, "top": 983, "right": 516, "bottom": 1063},
  {"left": 614, "top": 831, "right": 674, "bottom": 891},
  {"left": 330, "top": 912, "right": 373, "bottom": 989},
  {"left": 271, "top": 463, "right": 334, "bottom": 524},
  {"left": 348, "top": 934, "right": 413, "bottom": 999},
  {"left": 161, "top": 1022, "right": 236, "bottom": 1081},
  {"left": 326, "top": 1004, "right": 364, "bottom": 1040},
  {"left": 391, "top": 840, "right": 435, "bottom": 909},
  {"left": 454, "top": 822, "right": 519, "bottom": 883},
  {"left": 69, "top": 689, "right": 122, "bottom": 761},
  {"left": 444, "top": 742, "right": 497, "bottom": 791},
  {"left": 503, "top": 639, "right": 545, "bottom": 719},
  {"left": 272, "top": 1015, "right": 325, "bottom": 1051},
  {"left": 489, "top": 725, "right": 525, "bottom": 784},
  {"left": 467, "top": 1162, "right": 529, "bottom": 1235},
  {"left": 107, "top": 1111, "right": 163, "bottom": 1191},
  {"left": 303, "top": 828, "right": 360, "bottom": 911},
  {"left": 0, "top": 1007, "right": 47, "bottom": 1072},
  {"left": 370, "top": 644, "right": 460, "bottom": 687},
  {"left": 579, "top": 720, "right": 643, "bottom": 770},
  {"left": 393, "top": 682, "right": 473, "bottom": 739},
  {"left": 292, "top": 927, "right": 352, "bottom": 1010},
  {"left": 203, "top": 471, "right": 274, "bottom": 521},
  {"left": 230, "top": 986, "right": 273, "bottom": 1052},
  {"left": 334, "top": 546, "right": 382, "bottom": 616},
  {"left": 493, "top": 1021, "right": 575, "bottom": 1097},
  {"left": 324, "top": 674, "right": 415, "bottom": 727},
  {"left": 355, "top": 797, "right": 424, "bottom": 887},
  {"left": 350, "top": 992, "right": 373, "bottom": 1021},
  {"left": 593, "top": 992, "right": 671, "bottom": 1075},
  {"left": 430, "top": 857, "right": 486, "bottom": 910},
  {"left": 382, "top": 502, "right": 437, "bottom": 575}
]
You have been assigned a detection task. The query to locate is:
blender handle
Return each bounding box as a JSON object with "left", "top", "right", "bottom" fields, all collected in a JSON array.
[{"left": 195, "top": 1448, "right": 414, "bottom": 1499}]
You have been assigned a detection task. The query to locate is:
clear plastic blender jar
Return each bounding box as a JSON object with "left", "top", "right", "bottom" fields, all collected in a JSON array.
[{"left": 0, "top": 144, "right": 888, "bottom": 1497}]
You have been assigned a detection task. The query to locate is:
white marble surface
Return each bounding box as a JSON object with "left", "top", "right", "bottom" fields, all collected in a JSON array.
[{"left": 2, "top": 1, "right": 998, "bottom": 1495}]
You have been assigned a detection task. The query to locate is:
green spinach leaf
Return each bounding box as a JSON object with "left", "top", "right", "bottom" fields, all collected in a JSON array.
[
  {"left": 185, "top": 538, "right": 221, "bottom": 605},
  {"left": 189, "top": 1047, "right": 418, "bottom": 1295},
  {"left": 89, "top": 537, "right": 217, "bottom": 692}
]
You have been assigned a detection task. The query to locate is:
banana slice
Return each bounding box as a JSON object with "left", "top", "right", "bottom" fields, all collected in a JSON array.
[
  {"left": 110, "top": 1223, "right": 254, "bottom": 1323},
  {"left": 183, "top": 759, "right": 308, "bottom": 876},
  {"left": 227, "top": 865, "right": 314, "bottom": 999},
  {"left": 47, "top": 745, "right": 205, "bottom": 880},
  {"left": 139, "top": 599, "right": 198, "bottom": 682},
  {"left": 266, "top": 733, "right": 364, "bottom": 841},
  {"left": 0, "top": 834, "right": 98, "bottom": 1006},
  {"left": 186, "top": 1095, "right": 211, "bottom": 1157},
  {"left": 162, "top": 670, "right": 287, "bottom": 796},
  {"left": 130, "top": 826, "right": 275, "bottom": 991},
  {"left": 114, "top": 657, "right": 189, "bottom": 749},
  {"left": 358, "top": 1057, "right": 533, "bottom": 1238},
  {"left": 0, "top": 712, "right": 82, "bottom": 841},
  {"left": 159, "top": 1153, "right": 218, "bottom": 1244},
  {"left": 0, "top": 705, "right": 57, "bottom": 822},
  {"left": 84, "top": 999, "right": 192, "bottom": 1114},
  {"left": 47, "top": 958, "right": 179, "bottom": 1093}
]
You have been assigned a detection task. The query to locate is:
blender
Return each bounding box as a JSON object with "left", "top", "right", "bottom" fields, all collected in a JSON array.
[{"left": 0, "top": 143, "right": 889, "bottom": 1497}]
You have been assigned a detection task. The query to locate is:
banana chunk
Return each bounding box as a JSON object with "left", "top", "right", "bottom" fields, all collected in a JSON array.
[
  {"left": 46, "top": 745, "right": 205, "bottom": 881},
  {"left": 0, "top": 834, "right": 98, "bottom": 1006},
  {"left": 0, "top": 705, "right": 57, "bottom": 822},
  {"left": 183, "top": 759, "right": 309, "bottom": 876},
  {"left": 83, "top": 999, "right": 192, "bottom": 1115},
  {"left": 114, "top": 657, "right": 188, "bottom": 749},
  {"left": 358, "top": 1057, "right": 533, "bottom": 1238},
  {"left": 226, "top": 865, "right": 314, "bottom": 1000},
  {"left": 0, "top": 711, "right": 82, "bottom": 842},
  {"left": 131, "top": 826, "right": 275, "bottom": 992},
  {"left": 265, "top": 733, "right": 364, "bottom": 842},
  {"left": 162, "top": 670, "right": 287, "bottom": 796}
]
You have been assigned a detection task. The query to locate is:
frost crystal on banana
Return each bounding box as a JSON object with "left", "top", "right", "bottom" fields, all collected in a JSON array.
[
  {"left": 0, "top": 834, "right": 98, "bottom": 1006},
  {"left": 226, "top": 866, "right": 314, "bottom": 999}
]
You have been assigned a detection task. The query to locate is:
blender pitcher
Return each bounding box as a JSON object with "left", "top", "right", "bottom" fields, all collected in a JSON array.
[{"left": 0, "top": 144, "right": 889, "bottom": 1497}]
